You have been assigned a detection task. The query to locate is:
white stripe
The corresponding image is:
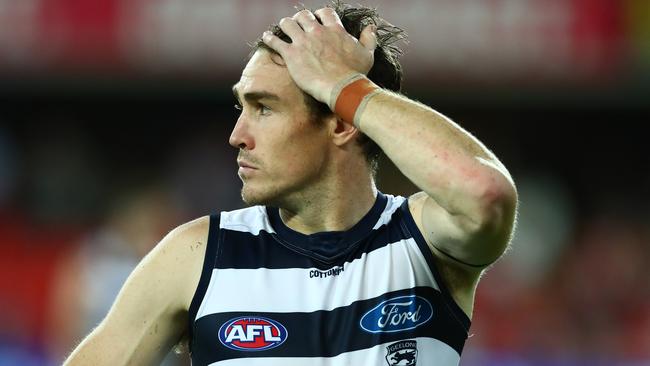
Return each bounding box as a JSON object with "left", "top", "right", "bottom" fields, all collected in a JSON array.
[
  {"left": 196, "top": 238, "right": 438, "bottom": 319},
  {"left": 207, "top": 337, "right": 460, "bottom": 366},
  {"left": 218, "top": 195, "right": 405, "bottom": 235},
  {"left": 373, "top": 194, "right": 406, "bottom": 230},
  {"left": 220, "top": 206, "right": 275, "bottom": 235}
]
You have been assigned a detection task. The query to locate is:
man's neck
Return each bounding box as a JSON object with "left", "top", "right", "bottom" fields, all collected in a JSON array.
[{"left": 278, "top": 177, "right": 377, "bottom": 235}]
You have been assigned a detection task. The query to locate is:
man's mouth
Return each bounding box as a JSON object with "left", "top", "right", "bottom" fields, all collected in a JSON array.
[{"left": 237, "top": 160, "right": 257, "bottom": 169}]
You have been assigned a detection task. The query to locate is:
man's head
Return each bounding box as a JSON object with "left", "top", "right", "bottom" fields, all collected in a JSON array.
[
  {"left": 251, "top": 1, "right": 406, "bottom": 172},
  {"left": 230, "top": 1, "right": 405, "bottom": 207},
  {"left": 231, "top": 50, "right": 334, "bottom": 207}
]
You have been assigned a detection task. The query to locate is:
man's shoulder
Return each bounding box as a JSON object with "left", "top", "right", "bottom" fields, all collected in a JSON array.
[
  {"left": 149, "top": 216, "right": 212, "bottom": 265},
  {"left": 169, "top": 215, "right": 211, "bottom": 242}
]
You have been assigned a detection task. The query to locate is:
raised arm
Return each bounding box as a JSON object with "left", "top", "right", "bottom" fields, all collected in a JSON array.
[
  {"left": 358, "top": 92, "right": 517, "bottom": 268},
  {"left": 261, "top": 8, "right": 517, "bottom": 270},
  {"left": 64, "top": 216, "right": 208, "bottom": 366}
]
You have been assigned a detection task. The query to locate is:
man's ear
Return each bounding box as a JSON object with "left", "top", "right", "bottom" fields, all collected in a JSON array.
[{"left": 328, "top": 115, "right": 359, "bottom": 147}]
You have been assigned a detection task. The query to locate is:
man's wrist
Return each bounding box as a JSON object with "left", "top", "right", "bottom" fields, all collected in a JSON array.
[
  {"left": 328, "top": 73, "right": 365, "bottom": 110},
  {"left": 329, "top": 74, "right": 381, "bottom": 127}
]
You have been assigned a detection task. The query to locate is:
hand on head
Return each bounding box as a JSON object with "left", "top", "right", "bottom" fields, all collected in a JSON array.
[{"left": 262, "top": 7, "right": 377, "bottom": 106}]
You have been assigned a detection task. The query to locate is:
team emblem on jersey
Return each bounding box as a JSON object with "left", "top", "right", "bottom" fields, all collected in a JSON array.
[
  {"left": 385, "top": 340, "right": 418, "bottom": 366},
  {"left": 218, "top": 316, "right": 288, "bottom": 351},
  {"left": 360, "top": 295, "right": 433, "bottom": 333}
]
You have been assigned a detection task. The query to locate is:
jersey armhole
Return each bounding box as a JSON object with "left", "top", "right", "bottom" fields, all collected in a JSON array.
[
  {"left": 398, "top": 200, "right": 472, "bottom": 332},
  {"left": 187, "top": 213, "right": 221, "bottom": 349}
]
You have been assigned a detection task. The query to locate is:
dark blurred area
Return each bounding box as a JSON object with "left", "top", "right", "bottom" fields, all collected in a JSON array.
[{"left": 0, "top": 0, "right": 649, "bottom": 365}]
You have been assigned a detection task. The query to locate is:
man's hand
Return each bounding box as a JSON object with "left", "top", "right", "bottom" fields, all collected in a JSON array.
[{"left": 262, "top": 8, "right": 377, "bottom": 107}]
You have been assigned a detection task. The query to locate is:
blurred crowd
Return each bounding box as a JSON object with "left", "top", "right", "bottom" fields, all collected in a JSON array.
[
  {"left": 0, "top": 120, "right": 243, "bottom": 365},
  {"left": 465, "top": 175, "right": 650, "bottom": 365}
]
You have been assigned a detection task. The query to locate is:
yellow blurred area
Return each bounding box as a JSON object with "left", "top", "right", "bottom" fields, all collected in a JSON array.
[{"left": 626, "top": 0, "right": 650, "bottom": 64}]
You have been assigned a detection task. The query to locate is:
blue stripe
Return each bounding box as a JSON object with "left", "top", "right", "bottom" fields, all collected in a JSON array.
[
  {"left": 264, "top": 192, "right": 389, "bottom": 262},
  {"left": 215, "top": 208, "right": 413, "bottom": 270},
  {"left": 191, "top": 287, "right": 467, "bottom": 365}
]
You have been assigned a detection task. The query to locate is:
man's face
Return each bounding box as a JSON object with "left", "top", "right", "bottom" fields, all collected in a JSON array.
[{"left": 230, "top": 50, "right": 331, "bottom": 206}]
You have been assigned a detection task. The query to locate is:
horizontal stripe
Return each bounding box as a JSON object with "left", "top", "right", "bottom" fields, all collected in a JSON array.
[
  {"left": 206, "top": 336, "right": 459, "bottom": 366},
  {"left": 219, "top": 194, "right": 403, "bottom": 237},
  {"left": 214, "top": 211, "right": 416, "bottom": 270},
  {"left": 196, "top": 238, "right": 439, "bottom": 318},
  {"left": 220, "top": 205, "right": 275, "bottom": 235},
  {"left": 192, "top": 287, "right": 467, "bottom": 365}
]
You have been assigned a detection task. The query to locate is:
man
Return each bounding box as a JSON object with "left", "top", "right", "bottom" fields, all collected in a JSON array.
[{"left": 65, "top": 2, "right": 517, "bottom": 365}]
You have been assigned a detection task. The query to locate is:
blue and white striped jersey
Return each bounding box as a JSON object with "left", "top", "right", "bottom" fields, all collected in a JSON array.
[{"left": 188, "top": 192, "right": 470, "bottom": 366}]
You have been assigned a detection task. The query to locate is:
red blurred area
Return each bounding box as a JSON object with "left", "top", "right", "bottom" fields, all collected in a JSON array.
[
  {"left": 37, "top": 0, "right": 122, "bottom": 68},
  {"left": 0, "top": 212, "right": 81, "bottom": 345},
  {"left": 0, "top": 0, "right": 647, "bottom": 85},
  {"left": 570, "top": 0, "right": 627, "bottom": 79}
]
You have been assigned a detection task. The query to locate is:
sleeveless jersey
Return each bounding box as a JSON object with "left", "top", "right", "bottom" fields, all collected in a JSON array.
[{"left": 188, "top": 192, "right": 471, "bottom": 366}]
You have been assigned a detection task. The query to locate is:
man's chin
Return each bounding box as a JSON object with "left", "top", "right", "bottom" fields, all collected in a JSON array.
[
  {"left": 240, "top": 186, "right": 278, "bottom": 207},
  {"left": 241, "top": 194, "right": 263, "bottom": 207}
]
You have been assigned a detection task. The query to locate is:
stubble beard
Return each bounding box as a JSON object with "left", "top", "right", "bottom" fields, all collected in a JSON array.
[
  {"left": 239, "top": 180, "right": 287, "bottom": 207},
  {"left": 239, "top": 168, "right": 324, "bottom": 209},
  {"left": 240, "top": 185, "right": 271, "bottom": 207}
]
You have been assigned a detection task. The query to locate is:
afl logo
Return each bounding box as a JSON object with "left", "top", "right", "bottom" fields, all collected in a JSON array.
[
  {"left": 360, "top": 295, "right": 433, "bottom": 333},
  {"left": 218, "top": 316, "right": 288, "bottom": 351}
]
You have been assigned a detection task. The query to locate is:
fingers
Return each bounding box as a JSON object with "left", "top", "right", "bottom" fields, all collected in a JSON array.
[
  {"left": 278, "top": 17, "right": 305, "bottom": 42},
  {"left": 262, "top": 31, "right": 289, "bottom": 55},
  {"left": 293, "top": 9, "right": 319, "bottom": 32},
  {"left": 358, "top": 24, "right": 378, "bottom": 51},
  {"left": 314, "top": 7, "right": 344, "bottom": 29},
  {"left": 263, "top": 9, "right": 323, "bottom": 55}
]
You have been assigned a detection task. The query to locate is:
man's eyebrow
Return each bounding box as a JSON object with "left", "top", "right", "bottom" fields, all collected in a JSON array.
[{"left": 232, "top": 85, "right": 281, "bottom": 104}]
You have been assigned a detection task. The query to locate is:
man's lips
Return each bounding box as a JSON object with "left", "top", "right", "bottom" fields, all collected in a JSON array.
[{"left": 237, "top": 160, "right": 258, "bottom": 169}]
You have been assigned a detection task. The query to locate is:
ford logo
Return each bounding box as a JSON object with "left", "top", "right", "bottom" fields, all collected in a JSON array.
[{"left": 359, "top": 295, "right": 433, "bottom": 333}]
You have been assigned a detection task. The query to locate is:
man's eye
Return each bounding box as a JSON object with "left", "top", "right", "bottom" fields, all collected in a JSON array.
[{"left": 259, "top": 104, "right": 271, "bottom": 115}]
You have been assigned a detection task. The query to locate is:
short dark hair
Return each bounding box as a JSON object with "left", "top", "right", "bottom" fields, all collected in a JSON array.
[{"left": 250, "top": 0, "right": 406, "bottom": 175}]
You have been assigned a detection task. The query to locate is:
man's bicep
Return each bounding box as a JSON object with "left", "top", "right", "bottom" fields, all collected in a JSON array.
[
  {"left": 104, "top": 246, "right": 188, "bottom": 362},
  {"left": 410, "top": 192, "right": 511, "bottom": 269},
  {"left": 65, "top": 217, "right": 208, "bottom": 365},
  {"left": 66, "top": 264, "right": 184, "bottom": 364}
]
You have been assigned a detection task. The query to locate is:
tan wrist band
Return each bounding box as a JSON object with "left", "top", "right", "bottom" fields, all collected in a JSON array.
[{"left": 331, "top": 74, "right": 381, "bottom": 127}]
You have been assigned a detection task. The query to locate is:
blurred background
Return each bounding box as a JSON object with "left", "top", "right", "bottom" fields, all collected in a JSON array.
[{"left": 0, "top": 0, "right": 648, "bottom": 365}]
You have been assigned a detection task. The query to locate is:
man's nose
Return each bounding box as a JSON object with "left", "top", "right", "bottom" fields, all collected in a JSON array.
[{"left": 229, "top": 115, "right": 254, "bottom": 150}]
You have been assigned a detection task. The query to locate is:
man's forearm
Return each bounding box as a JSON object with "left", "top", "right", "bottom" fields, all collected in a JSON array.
[{"left": 357, "top": 90, "right": 515, "bottom": 226}]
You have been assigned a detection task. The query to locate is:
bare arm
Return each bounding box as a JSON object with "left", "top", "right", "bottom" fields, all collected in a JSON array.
[
  {"left": 64, "top": 216, "right": 208, "bottom": 366},
  {"left": 358, "top": 92, "right": 517, "bottom": 267},
  {"left": 359, "top": 93, "right": 517, "bottom": 317},
  {"left": 262, "top": 8, "right": 517, "bottom": 270}
]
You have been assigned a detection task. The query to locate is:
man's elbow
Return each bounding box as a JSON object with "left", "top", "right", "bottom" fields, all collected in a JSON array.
[
  {"left": 477, "top": 170, "right": 517, "bottom": 225},
  {"left": 468, "top": 175, "right": 518, "bottom": 261}
]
